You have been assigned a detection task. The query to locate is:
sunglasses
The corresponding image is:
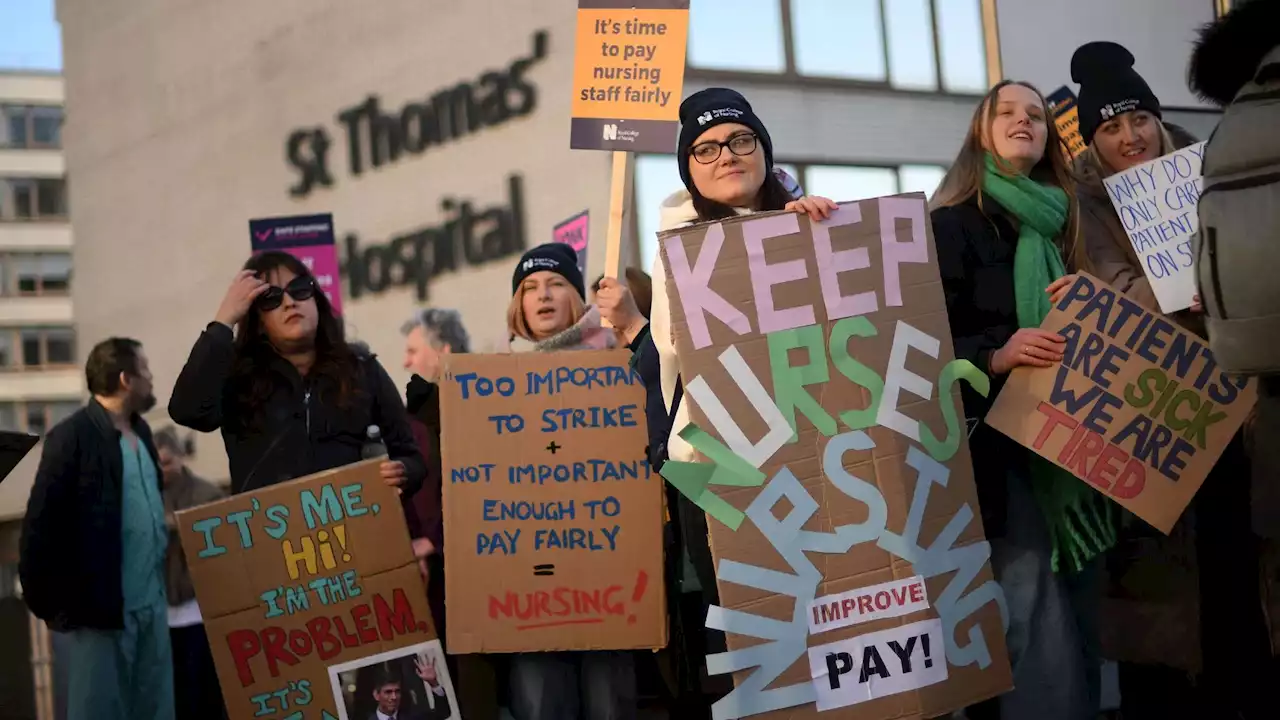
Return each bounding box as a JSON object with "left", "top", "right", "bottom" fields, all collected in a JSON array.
[{"left": 256, "top": 277, "right": 317, "bottom": 312}]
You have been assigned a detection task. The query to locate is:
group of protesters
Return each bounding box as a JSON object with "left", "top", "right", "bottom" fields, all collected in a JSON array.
[{"left": 16, "top": 3, "right": 1280, "bottom": 719}]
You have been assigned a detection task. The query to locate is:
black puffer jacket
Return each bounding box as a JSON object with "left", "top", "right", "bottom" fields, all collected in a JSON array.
[
  {"left": 931, "top": 194, "right": 1047, "bottom": 539},
  {"left": 168, "top": 322, "right": 424, "bottom": 494}
]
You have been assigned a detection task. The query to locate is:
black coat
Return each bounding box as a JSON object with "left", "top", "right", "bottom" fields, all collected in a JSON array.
[
  {"left": 168, "top": 322, "right": 425, "bottom": 495},
  {"left": 19, "top": 400, "right": 161, "bottom": 631},
  {"left": 931, "top": 194, "right": 1041, "bottom": 539}
]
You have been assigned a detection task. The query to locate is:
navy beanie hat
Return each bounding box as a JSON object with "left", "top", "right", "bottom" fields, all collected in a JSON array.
[
  {"left": 676, "top": 88, "right": 774, "bottom": 193},
  {"left": 1071, "top": 41, "right": 1162, "bottom": 145},
  {"left": 511, "top": 243, "right": 585, "bottom": 300}
]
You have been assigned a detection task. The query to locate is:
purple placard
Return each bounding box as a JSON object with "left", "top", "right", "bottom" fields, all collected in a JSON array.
[
  {"left": 552, "top": 210, "right": 589, "bottom": 276},
  {"left": 248, "top": 213, "right": 343, "bottom": 315}
]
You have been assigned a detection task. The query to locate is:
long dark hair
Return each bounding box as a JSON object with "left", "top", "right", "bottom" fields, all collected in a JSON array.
[
  {"left": 229, "top": 251, "right": 361, "bottom": 425},
  {"left": 689, "top": 166, "right": 793, "bottom": 222}
]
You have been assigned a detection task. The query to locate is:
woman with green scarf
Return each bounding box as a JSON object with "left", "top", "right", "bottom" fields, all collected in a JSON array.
[{"left": 929, "top": 80, "right": 1118, "bottom": 720}]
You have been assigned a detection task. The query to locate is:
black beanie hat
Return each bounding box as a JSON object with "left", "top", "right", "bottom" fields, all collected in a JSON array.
[
  {"left": 676, "top": 88, "right": 774, "bottom": 193},
  {"left": 511, "top": 243, "right": 585, "bottom": 300},
  {"left": 1071, "top": 41, "right": 1162, "bottom": 145}
]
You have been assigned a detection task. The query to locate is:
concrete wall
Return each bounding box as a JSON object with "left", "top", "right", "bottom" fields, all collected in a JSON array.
[{"left": 54, "top": 0, "right": 614, "bottom": 482}]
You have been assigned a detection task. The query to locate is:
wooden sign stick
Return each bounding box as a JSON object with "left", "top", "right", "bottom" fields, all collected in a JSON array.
[{"left": 600, "top": 150, "right": 634, "bottom": 327}]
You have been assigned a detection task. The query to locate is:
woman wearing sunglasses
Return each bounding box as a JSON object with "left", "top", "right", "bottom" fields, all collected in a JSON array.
[{"left": 169, "top": 251, "right": 424, "bottom": 496}]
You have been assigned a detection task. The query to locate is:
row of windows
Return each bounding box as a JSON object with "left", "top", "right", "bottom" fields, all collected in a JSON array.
[
  {"left": 0, "top": 178, "right": 68, "bottom": 220},
  {"left": 634, "top": 158, "right": 947, "bottom": 271},
  {"left": 689, "top": 0, "right": 988, "bottom": 94},
  {"left": 0, "top": 105, "right": 63, "bottom": 149},
  {"left": 0, "top": 399, "right": 80, "bottom": 436},
  {"left": 0, "top": 253, "right": 72, "bottom": 297},
  {"left": 0, "top": 327, "right": 76, "bottom": 370}
]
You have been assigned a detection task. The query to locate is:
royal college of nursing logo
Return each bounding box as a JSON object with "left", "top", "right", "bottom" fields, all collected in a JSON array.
[
  {"left": 602, "top": 123, "right": 618, "bottom": 140},
  {"left": 697, "top": 111, "right": 713, "bottom": 125}
]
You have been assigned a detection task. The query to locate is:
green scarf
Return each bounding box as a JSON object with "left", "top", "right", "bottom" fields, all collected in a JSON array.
[{"left": 982, "top": 154, "right": 1119, "bottom": 574}]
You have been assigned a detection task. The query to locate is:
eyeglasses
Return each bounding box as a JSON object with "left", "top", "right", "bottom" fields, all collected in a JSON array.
[
  {"left": 256, "top": 277, "right": 316, "bottom": 312},
  {"left": 690, "top": 133, "right": 758, "bottom": 165}
]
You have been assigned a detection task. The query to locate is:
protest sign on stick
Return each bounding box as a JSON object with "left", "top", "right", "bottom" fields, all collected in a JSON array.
[
  {"left": 177, "top": 460, "right": 443, "bottom": 720},
  {"left": 553, "top": 210, "right": 591, "bottom": 277},
  {"left": 657, "top": 194, "right": 1012, "bottom": 719},
  {"left": 985, "top": 272, "right": 1255, "bottom": 533},
  {"left": 249, "top": 213, "right": 343, "bottom": 315},
  {"left": 570, "top": 0, "right": 689, "bottom": 296},
  {"left": 1102, "top": 142, "right": 1206, "bottom": 314},
  {"left": 1047, "top": 86, "right": 1086, "bottom": 161},
  {"left": 440, "top": 350, "right": 666, "bottom": 654}
]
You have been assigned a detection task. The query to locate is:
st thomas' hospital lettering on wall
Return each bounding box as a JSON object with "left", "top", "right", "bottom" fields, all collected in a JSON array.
[
  {"left": 285, "top": 30, "right": 549, "bottom": 198},
  {"left": 284, "top": 31, "right": 549, "bottom": 302}
]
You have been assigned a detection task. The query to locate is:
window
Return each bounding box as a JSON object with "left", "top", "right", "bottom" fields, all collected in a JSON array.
[
  {"left": 688, "top": 0, "right": 787, "bottom": 72},
  {"left": 0, "top": 400, "right": 79, "bottom": 435},
  {"left": 0, "top": 178, "right": 68, "bottom": 220},
  {"left": 10, "top": 253, "right": 72, "bottom": 296},
  {"left": 689, "top": 0, "right": 988, "bottom": 94},
  {"left": 634, "top": 157, "right": 945, "bottom": 271},
  {"left": 791, "top": 0, "right": 885, "bottom": 80},
  {"left": 0, "top": 327, "right": 77, "bottom": 370},
  {"left": 0, "top": 105, "right": 63, "bottom": 149},
  {"left": 24, "top": 401, "right": 80, "bottom": 435}
]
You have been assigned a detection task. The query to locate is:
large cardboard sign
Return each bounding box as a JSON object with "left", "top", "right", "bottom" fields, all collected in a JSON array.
[
  {"left": 177, "top": 460, "right": 440, "bottom": 720},
  {"left": 657, "top": 194, "right": 1012, "bottom": 719},
  {"left": 985, "top": 272, "right": 1255, "bottom": 533},
  {"left": 569, "top": 0, "right": 689, "bottom": 153},
  {"left": 249, "top": 213, "right": 343, "bottom": 315},
  {"left": 1102, "top": 142, "right": 1206, "bottom": 314},
  {"left": 439, "top": 350, "right": 667, "bottom": 654},
  {"left": 1047, "top": 86, "right": 1086, "bottom": 161}
]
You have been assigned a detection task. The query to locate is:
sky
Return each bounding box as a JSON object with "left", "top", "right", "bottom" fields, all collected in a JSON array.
[{"left": 0, "top": 0, "right": 62, "bottom": 71}]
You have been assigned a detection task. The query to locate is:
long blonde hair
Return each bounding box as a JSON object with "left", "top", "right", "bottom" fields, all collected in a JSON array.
[
  {"left": 506, "top": 287, "right": 586, "bottom": 343},
  {"left": 1076, "top": 115, "right": 1177, "bottom": 178},
  {"left": 931, "top": 80, "right": 1080, "bottom": 259}
]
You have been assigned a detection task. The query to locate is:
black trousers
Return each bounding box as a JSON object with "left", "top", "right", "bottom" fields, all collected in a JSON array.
[
  {"left": 1120, "top": 435, "right": 1277, "bottom": 719},
  {"left": 170, "top": 623, "right": 227, "bottom": 720}
]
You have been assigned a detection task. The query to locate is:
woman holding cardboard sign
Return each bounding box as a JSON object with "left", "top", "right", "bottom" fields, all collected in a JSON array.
[
  {"left": 169, "top": 251, "right": 424, "bottom": 496},
  {"left": 1057, "top": 41, "right": 1269, "bottom": 720},
  {"left": 599, "top": 87, "right": 835, "bottom": 714},
  {"left": 929, "top": 79, "right": 1117, "bottom": 720},
  {"left": 499, "top": 241, "right": 635, "bottom": 720}
]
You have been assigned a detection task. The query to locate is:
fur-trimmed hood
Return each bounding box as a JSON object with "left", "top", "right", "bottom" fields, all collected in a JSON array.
[{"left": 1189, "top": 0, "right": 1280, "bottom": 106}]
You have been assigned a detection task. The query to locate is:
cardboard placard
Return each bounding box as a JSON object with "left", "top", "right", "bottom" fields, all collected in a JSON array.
[
  {"left": 440, "top": 350, "right": 666, "bottom": 654},
  {"left": 1047, "top": 86, "right": 1085, "bottom": 161},
  {"left": 553, "top": 210, "right": 590, "bottom": 276},
  {"left": 569, "top": 0, "right": 690, "bottom": 153},
  {"left": 249, "top": 213, "right": 343, "bottom": 315},
  {"left": 984, "top": 272, "right": 1255, "bottom": 533},
  {"left": 1102, "top": 142, "right": 1206, "bottom": 314},
  {"left": 177, "top": 460, "right": 438, "bottom": 720},
  {"left": 657, "top": 194, "right": 1011, "bottom": 719}
]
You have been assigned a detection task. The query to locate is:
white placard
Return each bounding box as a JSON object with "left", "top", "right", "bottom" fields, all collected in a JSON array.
[
  {"left": 808, "top": 575, "right": 929, "bottom": 635},
  {"left": 807, "top": 617, "right": 948, "bottom": 711},
  {"left": 1102, "top": 141, "right": 1206, "bottom": 314}
]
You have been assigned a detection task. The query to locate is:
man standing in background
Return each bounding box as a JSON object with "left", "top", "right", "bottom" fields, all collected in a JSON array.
[
  {"left": 19, "top": 338, "right": 173, "bottom": 720},
  {"left": 400, "top": 308, "right": 499, "bottom": 719}
]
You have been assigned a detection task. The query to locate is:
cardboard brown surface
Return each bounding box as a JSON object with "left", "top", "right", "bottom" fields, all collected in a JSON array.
[
  {"left": 657, "top": 194, "right": 1011, "bottom": 719},
  {"left": 440, "top": 350, "right": 667, "bottom": 654},
  {"left": 178, "top": 459, "right": 437, "bottom": 720},
  {"left": 985, "top": 272, "right": 1256, "bottom": 533}
]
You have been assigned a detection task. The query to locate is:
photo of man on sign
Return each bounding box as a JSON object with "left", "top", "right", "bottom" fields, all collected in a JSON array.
[{"left": 328, "top": 640, "right": 457, "bottom": 720}]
